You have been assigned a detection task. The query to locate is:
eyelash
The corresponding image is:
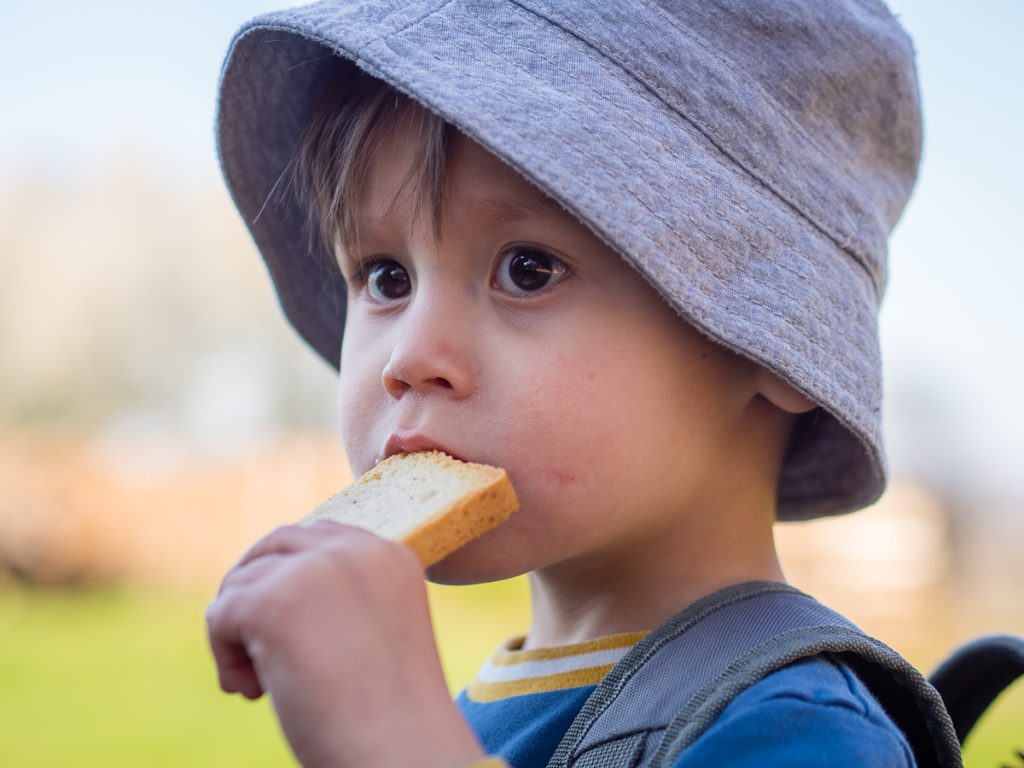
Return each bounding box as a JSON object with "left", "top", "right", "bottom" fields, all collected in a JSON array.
[
  {"left": 493, "top": 245, "right": 572, "bottom": 296},
  {"left": 336, "top": 256, "right": 397, "bottom": 297},
  {"left": 347, "top": 257, "right": 387, "bottom": 289}
]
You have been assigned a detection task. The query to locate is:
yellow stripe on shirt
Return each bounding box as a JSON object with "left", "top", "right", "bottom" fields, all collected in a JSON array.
[
  {"left": 465, "top": 631, "right": 649, "bottom": 703},
  {"left": 468, "top": 664, "right": 616, "bottom": 702},
  {"left": 488, "top": 631, "right": 649, "bottom": 665}
]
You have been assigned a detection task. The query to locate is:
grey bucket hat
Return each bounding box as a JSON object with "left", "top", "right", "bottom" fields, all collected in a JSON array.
[{"left": 216, "top": 0, "right": 922, "bottom": 521}]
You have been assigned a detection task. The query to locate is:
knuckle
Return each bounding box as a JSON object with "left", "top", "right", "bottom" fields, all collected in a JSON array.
[
  {"left": 322, "top": 526, "right": 377, "bottom": 557},
  {"left": 204, "top": 599, "right": 221, "bottom": 628},
  {"left": 319, "top": 530, "right": 415, "bottom": 577},
  {"left": 368, "top": 538, "right": 423, "bottom": 584},
  {"left": 306, "top": 547, "right": 348, "bottom": 583},
  {"left": 361, "top": 531, "right": 397, "bottom": 558},
  {"left": 255, "top": 585, "right": 290, "bottom": 628},
  {"left": 206, "top": 591, "right": 248, "bottom": 638},
  {"left": 390, "top": 540, "right": 424, "bottom": 576},
  {"left": 355, "top": 532, "right": 405, "bottom": 565},
  {"left": 266, "top": 524, "right": 297, "bottom": 543}
]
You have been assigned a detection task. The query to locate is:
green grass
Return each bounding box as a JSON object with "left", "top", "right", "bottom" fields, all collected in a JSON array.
[
  {"left": 1, "top": 584, "right": 1020, "bottom": 766},
  {"left": 0, "top": 587, "right": 292, "bottom": 767},
  {"left": 0, "top": 581, "right": 532, "bottom": 767},
  {"left": 963, "top": 678, "right": 1024, "bottom": 768}
]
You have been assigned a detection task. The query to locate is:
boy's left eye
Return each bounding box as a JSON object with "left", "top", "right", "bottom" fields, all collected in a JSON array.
[{"left": 494, "top": 247, "right": 568, "bottom": 295}]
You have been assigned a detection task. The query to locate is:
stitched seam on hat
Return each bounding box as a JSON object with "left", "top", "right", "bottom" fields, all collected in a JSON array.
[
  {"left": 411, "top": 19, "right": 875, "bottom": 364},
  {"left": 370, "top": 0, "right": 458, "bottom": 42},
  {"left": 508, "top": 0, "right": 880, "bottom": 296},
  {"left": 629, "top": 0, "right": 868, "bottom": 206},
  {"left": 374, "top": 42, "right": 874, "bottom": 409},
  {"left": 288, "top": 0, "right": 458, "bottom": 50}
]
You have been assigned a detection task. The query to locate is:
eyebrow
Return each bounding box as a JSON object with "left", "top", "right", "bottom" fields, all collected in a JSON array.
[
  {"left": 351, "top": 181, "right": 572, "bottom": 247},
  {"left": 468, "top": 184, "right": 572, "bottom": 226}
]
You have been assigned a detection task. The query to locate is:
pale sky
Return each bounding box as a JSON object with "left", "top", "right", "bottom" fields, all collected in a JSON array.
[{"left": 2, "top": 1, "right": 1022, "bottom": 502}]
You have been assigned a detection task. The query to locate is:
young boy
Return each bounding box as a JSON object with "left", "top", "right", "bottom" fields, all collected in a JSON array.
[{"left": 209, "top": 2, "right": 933, "bottom": 766}]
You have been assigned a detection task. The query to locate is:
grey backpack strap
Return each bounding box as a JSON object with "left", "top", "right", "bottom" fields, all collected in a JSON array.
[
  {"left": 650, "top": 625, "right": 961, "bottom": 768},
  {"left": 547, "top": 581, "right": 961, "bottom": 768},
  {"left": 928, "top": 634, "right": 1024, "bottom": 744}
]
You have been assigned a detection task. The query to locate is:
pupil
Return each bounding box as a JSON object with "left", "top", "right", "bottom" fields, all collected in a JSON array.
[
  {"left": 510, "top": 251, "right": 553, "bottom": 291},
  {"left": 374, "top": 264, "right": 410, "bottom": 299}
]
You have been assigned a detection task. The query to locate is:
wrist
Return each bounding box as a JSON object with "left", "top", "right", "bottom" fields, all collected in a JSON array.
[{"left": 325, "top": 694, "right": 484, "bottom": 768}]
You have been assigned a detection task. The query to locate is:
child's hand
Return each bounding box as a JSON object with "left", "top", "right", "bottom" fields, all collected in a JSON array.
[{"left": 206, "top": 520, "right": 484, "bottom": 768}]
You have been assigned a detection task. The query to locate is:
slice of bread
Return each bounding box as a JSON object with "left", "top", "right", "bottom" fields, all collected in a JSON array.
[{"left": 299, "top": 450, "right": 518, "bottom": 567}]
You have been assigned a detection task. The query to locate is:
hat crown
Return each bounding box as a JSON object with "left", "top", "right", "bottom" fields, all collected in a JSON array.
[{"left": 519, "top": 0, "right": 922, "bottom": 295}]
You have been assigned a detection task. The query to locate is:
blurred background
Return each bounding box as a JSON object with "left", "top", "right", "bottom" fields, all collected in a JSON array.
[{"left": 1, "top": 1, "right": 1021, "bottom": 765}]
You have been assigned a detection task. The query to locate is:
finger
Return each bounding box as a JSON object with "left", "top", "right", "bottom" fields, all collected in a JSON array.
[
  {"left": 236, "top": 519, "right": 375, "bottom": 563},
  {"left": 217, "top": 552, "right": 287, "bottom": 598},
  {"left": 232, "top": 524, "right": 327, "bottom": 570},
  {"left": 234, "top": 520, "right": 387, "bottom": 569},
  {"left": 305, "top": 518, "right": 378, "bottom": 538},
  {"left": 213, "top": 641, "right": 263, "bottom": 700},
  {"left": 206, "top": 590, "right": 265, "bottom": 699}
]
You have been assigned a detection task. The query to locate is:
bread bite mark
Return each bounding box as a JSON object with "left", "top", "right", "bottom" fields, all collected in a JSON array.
[{"left": 299, "top": 451, "right": 518, "bottom": 567}]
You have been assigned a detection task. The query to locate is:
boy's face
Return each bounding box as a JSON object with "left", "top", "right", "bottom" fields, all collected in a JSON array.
[{"left": 337, "top": 121, "right": 760, "bottom": 584}]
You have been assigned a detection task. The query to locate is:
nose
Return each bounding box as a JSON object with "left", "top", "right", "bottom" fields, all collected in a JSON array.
[{"left": 381, "top": 296, "right": 478, "bottom": 400}]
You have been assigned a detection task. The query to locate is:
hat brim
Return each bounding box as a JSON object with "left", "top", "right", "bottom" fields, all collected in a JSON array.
[{"left": 216, "top": 2, "right": 885, "bottom": 520}]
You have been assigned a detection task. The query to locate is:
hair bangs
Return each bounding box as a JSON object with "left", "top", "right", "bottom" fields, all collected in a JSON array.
[{"left": 293, "top": 62, "right": 455, "bottom": 270}]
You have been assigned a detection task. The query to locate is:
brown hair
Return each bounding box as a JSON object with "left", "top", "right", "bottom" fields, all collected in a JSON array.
[{"left": 292, "top": 62, "right": 456, "bottom": 264}]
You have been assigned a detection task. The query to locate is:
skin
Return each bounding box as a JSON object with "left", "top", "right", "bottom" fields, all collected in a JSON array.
[{"left": 206, "top": 117, "right": 815, "bottom": 766}]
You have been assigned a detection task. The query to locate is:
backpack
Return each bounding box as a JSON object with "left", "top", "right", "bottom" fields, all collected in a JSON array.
[{"left": 545, "top": 581, "right": 1024, "bottom": 767}]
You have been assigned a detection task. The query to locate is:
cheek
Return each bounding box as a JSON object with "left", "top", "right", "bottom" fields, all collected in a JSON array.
[
  {"left": 495, "top": 345, "right": 635, "bottom": 487},
  {"left": 518, "top": 328, "right": 691, "bottom": 481},
  {"left": 337, "top": 334, "right": 387, "bottom": 469}
]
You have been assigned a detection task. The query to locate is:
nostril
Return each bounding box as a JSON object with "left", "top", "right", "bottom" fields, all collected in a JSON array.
[
  {"left": 382, "top": 371, "right": 454, "bottom": 398},
  {"left": 384, "top": 379, "right": 408, "bottom": 398}
]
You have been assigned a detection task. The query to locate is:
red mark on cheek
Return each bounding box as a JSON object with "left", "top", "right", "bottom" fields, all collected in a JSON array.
[
  {"left": 586, "top": 370, "right": 597, "bottom": 381},
  {"left": 547, "top": 469, "right": 577, "bottom": 485}
]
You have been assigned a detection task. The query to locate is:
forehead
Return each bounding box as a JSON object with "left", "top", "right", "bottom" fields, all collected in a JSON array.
[
  {"left": 452, "top": 136, "right": 567, "bottom": 215},
  {"left": 360, "top": 125, "right": 577, "bottom": 232}
]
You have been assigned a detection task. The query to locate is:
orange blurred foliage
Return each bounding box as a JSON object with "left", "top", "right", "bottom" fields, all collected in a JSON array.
[{"left": 0, "top": 429, "right": 350, "bottom": 588}]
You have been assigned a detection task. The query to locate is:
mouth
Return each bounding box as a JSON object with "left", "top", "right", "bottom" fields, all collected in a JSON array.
[{"left": 379, "top": 433, "right": 468, "bottom": 465}]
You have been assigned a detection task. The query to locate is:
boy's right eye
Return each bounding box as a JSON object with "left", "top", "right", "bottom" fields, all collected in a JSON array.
[{"left": 362, "top": 260, "right": 411, "bottom": 301}]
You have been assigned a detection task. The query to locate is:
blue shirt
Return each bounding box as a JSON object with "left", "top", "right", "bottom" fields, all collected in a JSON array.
[{"left": 456, "top": 641, "right": 915, "bottom": 767}]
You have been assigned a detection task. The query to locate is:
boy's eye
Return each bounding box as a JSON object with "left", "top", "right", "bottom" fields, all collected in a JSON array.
[
  {"left": 494, "top": 247, "right": 568, "bottom": 295},
  {"left": 363, "top": 260, "right": 411, "bottom": 301}
]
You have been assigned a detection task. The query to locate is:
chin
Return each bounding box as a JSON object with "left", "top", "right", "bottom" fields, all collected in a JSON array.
[{"left": 424, "top": 530, "right": 531, "bottom": 585}]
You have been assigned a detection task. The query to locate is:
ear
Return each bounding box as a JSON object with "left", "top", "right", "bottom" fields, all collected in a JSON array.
[{"left": 754, "top": 368, "right": 817, "bottom": 415}]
